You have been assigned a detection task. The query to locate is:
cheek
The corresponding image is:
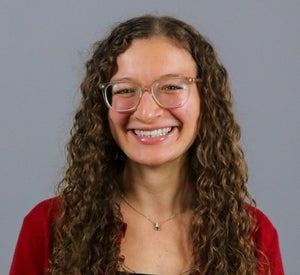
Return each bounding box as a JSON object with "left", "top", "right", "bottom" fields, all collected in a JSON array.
[
  {"left": 108, "top": 110, "right": 131, "bottom": 138},
  {"left": 181, "top": 95, "right": 201, "bottom": 124},
  {"left": 178, "top": 98, "right": 201, "bottom": 138},
  {"left": 189, "top": 92, "right": 201, "bottom": 124}
]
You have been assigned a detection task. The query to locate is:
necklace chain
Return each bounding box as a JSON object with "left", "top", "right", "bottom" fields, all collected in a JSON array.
[{"left": 121, "top": 194, "right": 181, "bottom": 231}]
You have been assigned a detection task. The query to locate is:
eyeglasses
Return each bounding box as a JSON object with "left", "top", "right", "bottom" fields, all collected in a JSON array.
[{"left": 100, "top": 75, "right": 200, "bottom": 112}]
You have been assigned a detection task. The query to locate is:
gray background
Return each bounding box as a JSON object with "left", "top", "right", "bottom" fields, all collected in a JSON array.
[{"left": 1, "top": 1, "right": 299, "bottom": 274}]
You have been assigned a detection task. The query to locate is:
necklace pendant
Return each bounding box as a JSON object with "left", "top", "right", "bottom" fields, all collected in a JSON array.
[{"left": 154, "top": 222, "right": 160, "bottom": 231}]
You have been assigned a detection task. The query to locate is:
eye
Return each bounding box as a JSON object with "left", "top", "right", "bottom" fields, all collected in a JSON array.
[
  {"left": 158, "top": 83, "right": 186, "bottom": 94},
  {"left": 113, "top": 88, "right": 135, "bottom": 95},
  {"left": 161, "top": 84, "right": 183, "bottom": 91},
  {"left": 156, "top": 77, "right": 187, "bottom": 93},
  {"left": 111, "top": 83, "right": 138, "bottom": 96}
]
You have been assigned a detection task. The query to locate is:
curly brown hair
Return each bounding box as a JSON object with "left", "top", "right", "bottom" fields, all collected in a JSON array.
[{"left": 49, "top": 15, "right": 263, "bottom": 274}]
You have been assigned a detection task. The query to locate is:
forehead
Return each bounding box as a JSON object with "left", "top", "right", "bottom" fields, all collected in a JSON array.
[{"left": 111, "top": 37, "right": 197, "bottom": 82}]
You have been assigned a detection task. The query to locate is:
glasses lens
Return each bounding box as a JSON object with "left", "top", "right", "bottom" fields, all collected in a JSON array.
[
  {"left": 153, "top": 77, "right": 189, "bottom": 108},
  {"left": 105, "top": 82, "right": 140, "bottom": 111}
]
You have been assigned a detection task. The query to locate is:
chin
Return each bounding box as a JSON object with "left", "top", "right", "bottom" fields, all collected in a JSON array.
[{"left": 129, "top": 154, "right": 182, "bottom": 168}]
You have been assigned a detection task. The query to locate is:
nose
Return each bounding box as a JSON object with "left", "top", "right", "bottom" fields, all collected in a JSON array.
[{"left": 133, "top": 90, "right": 163, "bottom": 122}]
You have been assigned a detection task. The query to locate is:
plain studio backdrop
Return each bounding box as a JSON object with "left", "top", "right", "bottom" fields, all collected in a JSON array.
[{"left": 0, "top": 1, "right": 299, "bottom": 274}]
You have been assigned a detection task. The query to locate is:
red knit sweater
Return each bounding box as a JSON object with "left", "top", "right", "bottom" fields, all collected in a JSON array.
[{"left": 9, "top": 197, "right": 284, "bottom": 274}]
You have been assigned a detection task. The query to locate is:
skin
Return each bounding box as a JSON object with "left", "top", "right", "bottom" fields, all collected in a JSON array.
[{"left": 108, "top": 37, "right": 201, "bottom": 274}]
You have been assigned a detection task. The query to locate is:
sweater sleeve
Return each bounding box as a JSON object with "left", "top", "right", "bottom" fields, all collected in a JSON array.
[
  {"left": 253, "top": 208, "right": 284, "bottom": 275},
  {"left": 9, "top": 198, "right": 60, "bottom": 275}
]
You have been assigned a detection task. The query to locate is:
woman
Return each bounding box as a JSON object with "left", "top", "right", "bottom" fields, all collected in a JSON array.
[{"left": 10, "top": 15, "right": 284, "bottom": 274}]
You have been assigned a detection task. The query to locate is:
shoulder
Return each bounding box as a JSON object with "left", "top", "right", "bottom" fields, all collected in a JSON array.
[
  {"left": 22, "top": 197, "right": 61, "bottom": 231},
  {"left": 248, "top": 205, "right": 279, "bottom": 244},
  {"left": 10, "top": 197, "right": 62, "bottom": 274},
  {"left": 24, "top": 197, "right": 61, "bottom": 221},
  {"left": 248, "top": 205, "right": 284, "bottom": 275}
]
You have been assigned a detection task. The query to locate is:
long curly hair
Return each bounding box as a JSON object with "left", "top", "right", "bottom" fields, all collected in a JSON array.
[{"left": 49, "top": 15, "right": 262, "bottom": 274}]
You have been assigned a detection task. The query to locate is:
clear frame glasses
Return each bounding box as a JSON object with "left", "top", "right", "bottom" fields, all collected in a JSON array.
[{"left": 100, "top": 75, "right": 201, "bottom": 112}]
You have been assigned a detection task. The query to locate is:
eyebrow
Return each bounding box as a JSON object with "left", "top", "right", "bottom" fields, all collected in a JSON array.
[{"left": 110, "top": 74, "right": 185, "bottom": 82}]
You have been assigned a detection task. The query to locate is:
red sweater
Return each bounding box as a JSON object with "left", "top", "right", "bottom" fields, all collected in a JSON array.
[{"left": 10, "top": 197, "right": 284, "bottom": 274}]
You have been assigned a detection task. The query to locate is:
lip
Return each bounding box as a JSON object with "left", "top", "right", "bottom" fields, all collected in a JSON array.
[{"left": 129, "top": 126, "right": 176, "bottom": 144}]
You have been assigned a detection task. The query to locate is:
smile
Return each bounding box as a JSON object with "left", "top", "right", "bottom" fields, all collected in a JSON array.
[{"left": 134, "top": 127, "right": 172, "bottom": 138}]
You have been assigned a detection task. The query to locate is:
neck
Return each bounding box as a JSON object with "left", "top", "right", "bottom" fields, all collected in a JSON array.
[{"left": 121, "top": 160, "right": 193, "bottom": 216}]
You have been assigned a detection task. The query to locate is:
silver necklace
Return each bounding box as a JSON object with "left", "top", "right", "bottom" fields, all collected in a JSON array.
[{"left": 121, "top": 194, "right": 181, "bottom": 231}]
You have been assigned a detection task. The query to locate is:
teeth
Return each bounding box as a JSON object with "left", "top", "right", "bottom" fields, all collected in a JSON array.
[{"left": 134, "top": 127, "right": 172, "bottom": 137}]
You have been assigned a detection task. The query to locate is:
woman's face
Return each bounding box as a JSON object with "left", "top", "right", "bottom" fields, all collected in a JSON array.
[{"left": 108, "top": 37, "right": 200, "bottom": 167}]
